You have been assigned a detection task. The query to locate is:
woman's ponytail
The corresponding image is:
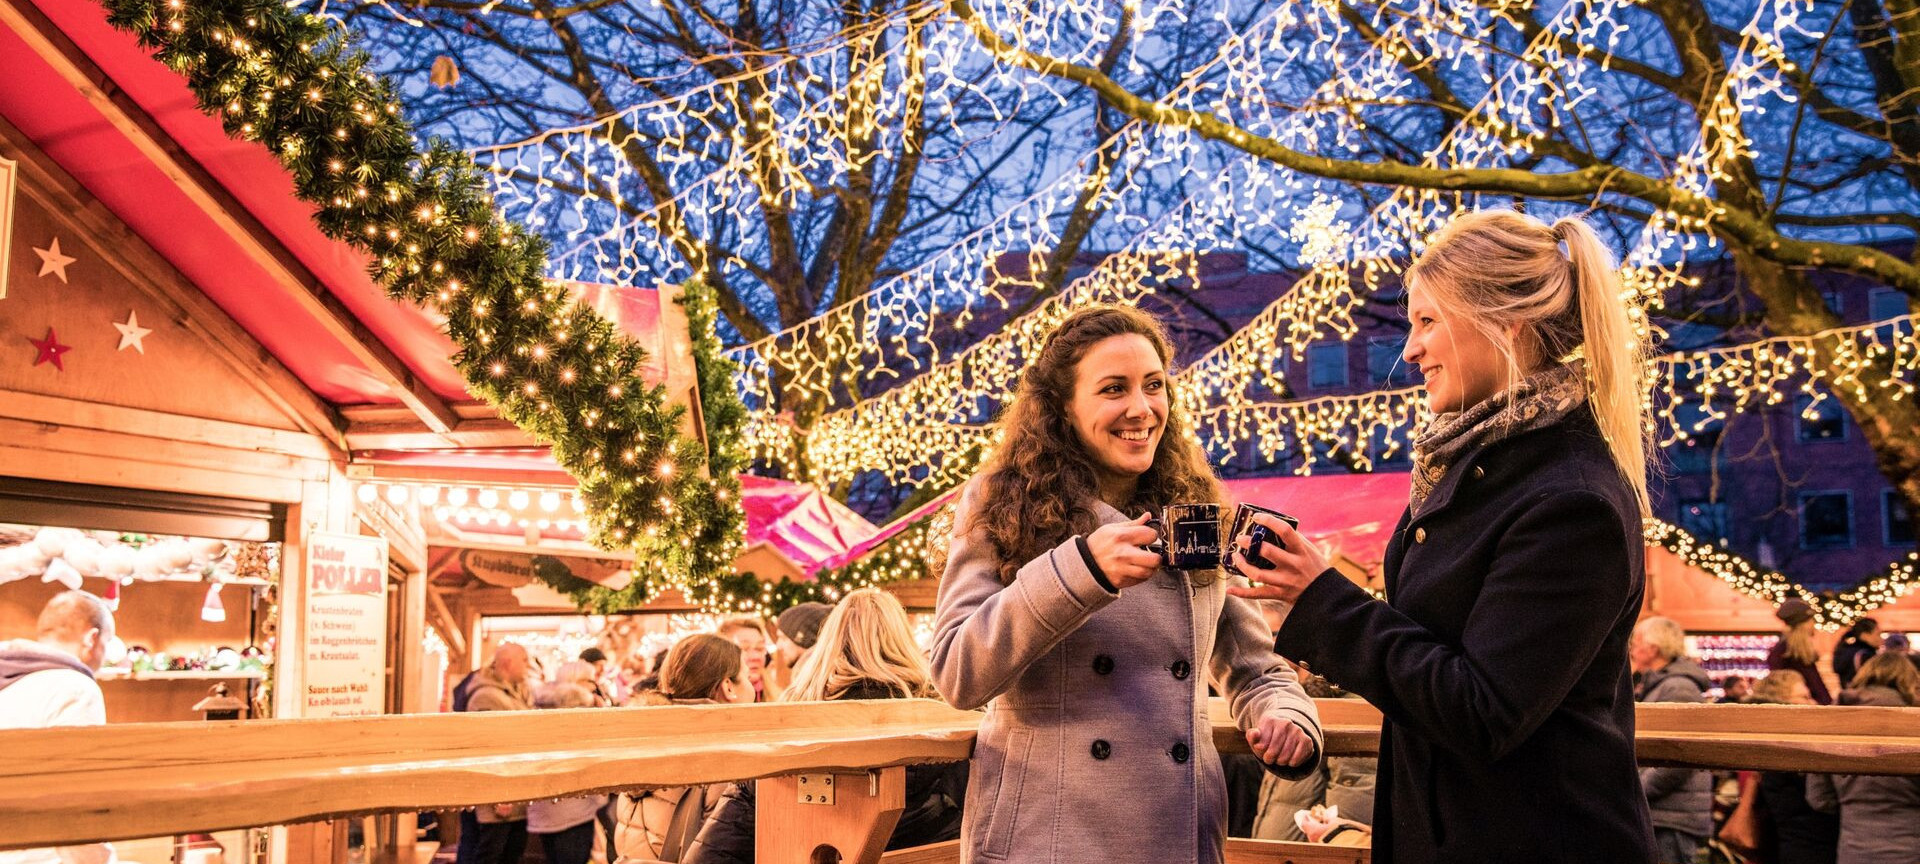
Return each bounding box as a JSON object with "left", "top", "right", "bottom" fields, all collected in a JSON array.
[{"left": 1553, "top": 216, "right": 1652, "bottom": 517}]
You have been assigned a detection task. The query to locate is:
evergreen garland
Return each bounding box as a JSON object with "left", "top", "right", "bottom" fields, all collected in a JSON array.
[{"left": 95, "top": 0, "right": 744, "bottom": 599}]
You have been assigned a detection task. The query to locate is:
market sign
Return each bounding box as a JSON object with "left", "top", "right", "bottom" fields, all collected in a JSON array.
[{"left": 301, "top": 532, "right": 388, "bottom": 718}]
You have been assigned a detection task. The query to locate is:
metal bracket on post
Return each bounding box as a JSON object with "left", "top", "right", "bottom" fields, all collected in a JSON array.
[
  {"left": 757, "top": 767, "right": 907, "bottom": 864},
  {"left": 797, "top": 773, "right": 835, "bottom": 805}
]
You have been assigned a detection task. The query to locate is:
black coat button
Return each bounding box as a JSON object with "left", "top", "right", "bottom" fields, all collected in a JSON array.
[
  {"left": 1170, "top": 660, "right": 1191, "bottom": 680},
  {"left": 1170, "top": 742, "right": 1190, "bottom": 763},
  {"left": 1093, "top": 655, "right": 1115, "bottom": 675},
  {"left": 1091, "top": 740, "right": 1112, "bottom": 760}
]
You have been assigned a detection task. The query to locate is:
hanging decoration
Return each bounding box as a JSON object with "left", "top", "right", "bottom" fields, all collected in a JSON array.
[
  {"left": 32, "top": 236, "right": 75, "bottom": 283},
  {"left": 428, "top": 55, "right": 458, "bottom": 89},
  {"left": 113, "top": 310, "right": 152, "bottom": 353},
  {"left": 94, "top": 0, "right": 746, "bottom": 597},
  {"left": 27, "top": 327, "right": 71, "bottom": 371}
]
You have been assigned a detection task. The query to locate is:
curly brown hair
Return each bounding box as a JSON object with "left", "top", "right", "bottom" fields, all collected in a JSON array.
[{"left": 967, "top": 305, "right": 1224, "bottom": 585}]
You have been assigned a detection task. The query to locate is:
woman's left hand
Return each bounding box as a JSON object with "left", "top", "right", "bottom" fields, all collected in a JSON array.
[
  {"left": 1224, "top": 512, "right": 1331, "bottom": 604},
  {"left": 1247, "top": 715, "right": 1316, "bottom": 768}
]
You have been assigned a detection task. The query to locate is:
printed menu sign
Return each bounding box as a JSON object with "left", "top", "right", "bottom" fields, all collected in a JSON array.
[{"left": 302, "top": 532, "right": 389, "bottom": 717}]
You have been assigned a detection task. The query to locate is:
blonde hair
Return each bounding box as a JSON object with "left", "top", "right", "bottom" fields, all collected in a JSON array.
[
  {"left": 1747, "top": 671, "right": 1809, "bottom": 704},
  {"left": 1633, "top": 616, "right": 1689, "bottom": 662},
  {"left": 533, "top": 681, "right": 595, "bottom": 709},
  {"left": 784, "top": 589, "right": 935, "bottom": 703},
  {"left": 1407, "top": 210, "right": 1652, "bottom": 515},
  {"left": 1781, "top": 619, "right": 1819, "bottom": 666},
  {"left": 553, "top": 659, "right": 598, "bottom": 688},
  {"left": 1850, "top": 651, "right": 1920, "bottom": 705}
]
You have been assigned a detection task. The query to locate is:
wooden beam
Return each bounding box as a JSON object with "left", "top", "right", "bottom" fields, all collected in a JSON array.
[
  {"left": 0, "top": 119, "right": 348, "bottom": 454},
  {"left": 0, "top": 0, "right": 460, "bottom": 434},
  {"left": 0, "top": 700, "right": 982, "bottom": 848},
  {"left": 342, "top": 404, "right": 535, "bottom": 450},
  {"left": 878, "top": 839, "right": 1371, "bottom": 864},
  {"left": 0, "top": 440, "right": 306, "bottom": 503},
  {"left": 0, "top": 389, "right": 335, "bottom": 461},
  {"left": 1224, "top": 839, "right": 1370, "bottom": 863}
]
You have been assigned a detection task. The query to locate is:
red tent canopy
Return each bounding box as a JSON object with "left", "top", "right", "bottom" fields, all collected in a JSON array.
[
  {"left": 1223, "top": 472, "right": 1411, "bottom": 577},
  {"left": 823, "top": 472, "right": 1414, "bottom": 581}
]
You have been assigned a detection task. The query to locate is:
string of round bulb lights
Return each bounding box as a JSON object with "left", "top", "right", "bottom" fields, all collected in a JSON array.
[{"left": 95, "top": 0, "right": 748, "bottom": 602}]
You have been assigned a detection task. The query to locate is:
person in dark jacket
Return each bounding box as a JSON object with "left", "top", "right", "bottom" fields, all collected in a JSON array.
[
  {"left": 681, "top": 589, "right": 967, "bottom": 864},
  {"left": 1231, "top": 210, "right": 1658, "bottom": 863},
  {"left": 1831, "top": 618, "right": 1879, "bottom": 692},
  {"left": 1806, "top": 653, "right": 1920, "bottom": 864},
  {"left": 1768, "top": 598, "right": 1833, "bottom": 705},
  {"left": 1745, "top": 671, "right": 1838, "bottom": 864},
  {"left": 1629, "top": 617, "right": 1713, "bottom": 863}
]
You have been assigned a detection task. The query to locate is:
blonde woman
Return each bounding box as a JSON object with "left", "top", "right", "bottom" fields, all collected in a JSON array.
[
  {"left": 1768, "top": 597, "right": 1833, "bottom": 704},
  {"left": 680, "top": 590, "right": 965, "bottom": 864},
  {"left": 1808, "top": 652, "right": 1920, "bottom": 862},
  {"left": 1233, "top": 210, "right": 1658, "bottom": 863}
]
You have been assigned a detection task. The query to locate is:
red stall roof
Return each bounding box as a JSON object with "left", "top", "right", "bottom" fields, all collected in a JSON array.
[{"left": 0, "top": 0, "right": 679, "bottom": 449}]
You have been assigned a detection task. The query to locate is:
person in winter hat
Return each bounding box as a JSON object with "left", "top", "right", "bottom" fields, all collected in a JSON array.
[
  {"left": 773, "top": 603, "right": 830, "bottom": 670},
  {"left": 1768, "top": 598, "right": 1832, "bottom": 704}
]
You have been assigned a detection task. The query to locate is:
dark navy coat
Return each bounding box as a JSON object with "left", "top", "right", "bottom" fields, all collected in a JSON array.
[{"left": 1274, "top": 409, "right": 1656, "bottom": 863}]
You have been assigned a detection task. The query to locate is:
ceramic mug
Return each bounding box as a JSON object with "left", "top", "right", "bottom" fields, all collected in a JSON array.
[{"left": 1226, "top": 502, "right": 1298, "bottom": 574}]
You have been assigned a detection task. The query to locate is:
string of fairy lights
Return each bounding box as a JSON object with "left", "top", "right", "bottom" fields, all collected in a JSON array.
[
  {"left": 778, "top": 0, "right": 1735, "bottom": 487},
  {"left": 430, "top": 0, "right": 1815, "bottom": 497},
  {"left": 1646, "top": 521, "right": 1920, "bottom": 630}
]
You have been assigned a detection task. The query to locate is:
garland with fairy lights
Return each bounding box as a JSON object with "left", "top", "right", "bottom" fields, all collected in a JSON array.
[
  {"left": 533, "top": 281, "right": 749, "bottom": 612},
  {"left": 96, "top": 0, "right": 744, "bottom": 594},
  {"left": 1645, "top": 521, "right": 1920, "bottom": 629}
]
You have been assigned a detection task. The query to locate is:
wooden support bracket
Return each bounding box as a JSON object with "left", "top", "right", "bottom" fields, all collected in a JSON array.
[{"left": 757, "top": 767, "right": 906, "bottom": 864}]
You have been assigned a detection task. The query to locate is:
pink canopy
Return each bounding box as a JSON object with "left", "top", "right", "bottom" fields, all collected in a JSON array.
[
  {"left": 1223, "top": 473, "right": 1412, "bottom": 576},
  {"left": 739, "top": 475, "right": 879, "bottom": 576},
  {"left": 823, "top": 472, "right": 1415, "bottom": 579}
]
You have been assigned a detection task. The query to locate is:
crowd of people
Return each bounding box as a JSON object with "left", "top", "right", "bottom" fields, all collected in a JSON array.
[
  {"left": 1681, "top": 611, "right": 1920, "bottom": 864},
  {"left": 448, "top": 590, "right": 969, "bottom": 864}
]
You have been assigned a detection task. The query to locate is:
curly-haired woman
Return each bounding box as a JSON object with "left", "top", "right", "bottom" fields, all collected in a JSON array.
[{"left": 930, "top": 304, "right": 1324, "bottom": 864}]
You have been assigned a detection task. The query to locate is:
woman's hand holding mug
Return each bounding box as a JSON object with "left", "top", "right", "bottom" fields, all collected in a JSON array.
[
  {"left": 1247, "top": 714, "right": 1316, "bottom": 768},
  {"left": 1224, "top": 512, "right": 1331, "bottom": 604},
  {"left": 1085, "top": 513, "right": 1164, "bottom": 589}
]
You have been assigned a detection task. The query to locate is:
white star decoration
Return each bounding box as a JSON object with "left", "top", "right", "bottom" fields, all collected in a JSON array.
[
  {"left": 113, "top": 310, "right": 152, "bottom": 353},
  {"left": 33, "top": 238, "right": 76, "bottom": 283}
]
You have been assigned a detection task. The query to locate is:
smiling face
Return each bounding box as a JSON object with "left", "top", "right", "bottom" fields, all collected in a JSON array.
[
  {"left": 1403, "top": 282, "right": 1515, "bottom": 414},
  {"left": 726, "top": 626, "right": 766, "bottom": 684},
  {"left": 1066, "top": 334, "right": 1169, "bottom": 503}
]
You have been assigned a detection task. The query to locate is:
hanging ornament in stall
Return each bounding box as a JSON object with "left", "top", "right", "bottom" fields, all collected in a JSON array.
[{"left": 201, "top": 583, "right": 226, "bottom": 623}]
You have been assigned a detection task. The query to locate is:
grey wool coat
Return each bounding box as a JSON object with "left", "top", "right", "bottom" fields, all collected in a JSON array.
[{"left": 930, "top": 485, "right": 1325, "bottom": 864}]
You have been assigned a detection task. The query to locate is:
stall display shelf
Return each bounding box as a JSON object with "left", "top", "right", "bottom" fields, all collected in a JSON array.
[
  {"left": 1686, "top": 633, "right": 1776, "bottom": 692},
  {"left": 98, "top": 669, "right": 265, "bottom": 681}
]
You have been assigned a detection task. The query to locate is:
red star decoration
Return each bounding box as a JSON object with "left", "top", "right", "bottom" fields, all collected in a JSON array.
[{"left": 28, "top": 328, "right": 72, "bottom": 371}]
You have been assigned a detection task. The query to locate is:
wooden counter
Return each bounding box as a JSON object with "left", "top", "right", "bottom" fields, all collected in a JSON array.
[{"left": 3, "top": 697, "right": 1917, "bottom": 850}]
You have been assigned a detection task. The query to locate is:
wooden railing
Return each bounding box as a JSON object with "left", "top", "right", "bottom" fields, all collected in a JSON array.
[{"left": 3, "top": 699, "right": 1917, "bottom": 862}]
